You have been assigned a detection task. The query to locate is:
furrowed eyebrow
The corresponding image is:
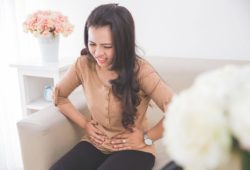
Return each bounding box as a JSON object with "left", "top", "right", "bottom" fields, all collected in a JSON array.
[{"left": 88, "top": 40, "right": 112, "bottom": 46}]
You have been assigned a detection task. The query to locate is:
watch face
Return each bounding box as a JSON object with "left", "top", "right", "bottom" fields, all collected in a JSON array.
[{"left": 145, "top": 138, "right": 153, "bottom": 146}]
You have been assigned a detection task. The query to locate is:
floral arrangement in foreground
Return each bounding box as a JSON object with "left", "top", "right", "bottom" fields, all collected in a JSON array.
[
  {"left": 23, "top": 10, "right": 74, "bottom": 38},
  {"left": 164, "top": 64, "right": 250, "bottom": 170}
]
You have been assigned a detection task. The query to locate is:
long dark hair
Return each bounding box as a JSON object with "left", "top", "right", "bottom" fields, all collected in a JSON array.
[{"left": 81, "top": 4, "right": 141, "bottom": 130}]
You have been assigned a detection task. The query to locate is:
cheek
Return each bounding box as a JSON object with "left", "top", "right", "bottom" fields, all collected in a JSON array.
[
  {"left": 88, "top": 46, "right": 95, "bottom": 55},
  {"left": 107, "top": 50, "right": 114, "bottom": 59}
]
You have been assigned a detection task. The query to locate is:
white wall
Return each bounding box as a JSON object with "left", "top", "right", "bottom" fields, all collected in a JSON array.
[{"left": 19, "top": 0, "right": 250, "bottom": 61}]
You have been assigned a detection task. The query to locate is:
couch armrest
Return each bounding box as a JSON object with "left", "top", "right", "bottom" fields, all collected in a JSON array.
[{"left": 17, "top": 91, "right": 89, "bottom": 170}]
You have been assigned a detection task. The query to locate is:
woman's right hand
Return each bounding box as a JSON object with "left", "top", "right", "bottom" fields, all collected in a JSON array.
[{"left": 85, "top": 120, "right": 106, "bottom": 145}]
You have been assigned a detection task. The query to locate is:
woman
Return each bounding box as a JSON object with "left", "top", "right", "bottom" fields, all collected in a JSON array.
[{"left": 51, "top": 3, "right": 173, "bottom": 170}]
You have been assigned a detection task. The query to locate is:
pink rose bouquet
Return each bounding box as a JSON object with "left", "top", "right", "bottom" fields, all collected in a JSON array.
[{"left": 23, "top": 10, "right": 74, "bottom": 37}]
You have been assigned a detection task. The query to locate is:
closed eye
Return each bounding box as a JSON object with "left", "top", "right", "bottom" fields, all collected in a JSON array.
[{"left": 103, "top": 45, "right": 112, "bottom": 48}]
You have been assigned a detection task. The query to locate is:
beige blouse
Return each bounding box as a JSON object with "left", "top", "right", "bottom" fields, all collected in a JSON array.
[{"left": 53, "top": 55, "right": 172, "bottom": 156}]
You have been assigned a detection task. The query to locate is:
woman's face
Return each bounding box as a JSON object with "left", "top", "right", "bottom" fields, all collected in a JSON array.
[{"left": 88, "top": 26, "right": 114, "bottom": 69}]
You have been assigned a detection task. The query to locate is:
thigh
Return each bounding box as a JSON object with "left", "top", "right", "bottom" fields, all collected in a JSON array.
[
  {"left": 98, "top": 150, "right": 155, "bottom": 170},
  {"left": 50, "top": 141, "right": 108, "bottom": 170}
]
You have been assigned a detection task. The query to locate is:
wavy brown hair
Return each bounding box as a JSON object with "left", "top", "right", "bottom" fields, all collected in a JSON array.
[{"left": 81, "top": 4, "right": 141, "bottom": 130}]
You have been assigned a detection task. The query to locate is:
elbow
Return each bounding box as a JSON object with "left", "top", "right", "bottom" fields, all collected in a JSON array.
[{"left": 52, "top": 86, "right": 59, "bottom": 106}]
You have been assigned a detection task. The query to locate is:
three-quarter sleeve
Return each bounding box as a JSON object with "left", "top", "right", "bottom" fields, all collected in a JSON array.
[
  {"left": 139, "top": 61, "right": 173, "bottom": 112},
  {"left": 53, "top": 57, "right": 83, "bottom": 106}
]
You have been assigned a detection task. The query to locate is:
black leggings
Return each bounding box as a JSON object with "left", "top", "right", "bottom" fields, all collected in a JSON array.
[{"left": 50, "top": 141, "right": 155, "bottom": 170}]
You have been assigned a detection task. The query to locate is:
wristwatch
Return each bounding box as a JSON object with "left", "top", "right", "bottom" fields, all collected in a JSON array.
[{"left": 143, "top": 132, "right": 153, "bottom": 146}]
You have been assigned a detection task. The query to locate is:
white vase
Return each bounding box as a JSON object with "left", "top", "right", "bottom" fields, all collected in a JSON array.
[{"left": 37, "top": 35, "right": 59, "bottom": 63}]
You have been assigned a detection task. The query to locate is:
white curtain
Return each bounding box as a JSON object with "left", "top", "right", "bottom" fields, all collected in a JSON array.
[{"left": 0, "top": 0, "right": 25, "bottom": 169}]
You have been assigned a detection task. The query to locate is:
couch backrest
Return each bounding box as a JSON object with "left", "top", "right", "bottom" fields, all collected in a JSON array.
[
  {"left": 146, "top": 57, "right": 249, "bottom": 93},
  {"left": 145, "top": 57, "right": 250, "bottom": 126}
]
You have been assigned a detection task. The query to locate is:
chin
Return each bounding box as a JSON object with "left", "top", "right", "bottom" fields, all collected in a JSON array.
[
  {"left": 98, "top": 62, "right": 112, "bottom": 68},
  {"left": 98, "top": 63, "right": 108, "bottom": 68}
]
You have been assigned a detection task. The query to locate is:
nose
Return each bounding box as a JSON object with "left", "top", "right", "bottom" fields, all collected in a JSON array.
[{"left": 94, "top": 46, "right": 104, "bottom": 57}]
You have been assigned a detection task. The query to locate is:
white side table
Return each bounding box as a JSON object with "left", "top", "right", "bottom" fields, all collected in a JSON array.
[{"left": 11, "top": 61, "right": 72, "bottom": 117}]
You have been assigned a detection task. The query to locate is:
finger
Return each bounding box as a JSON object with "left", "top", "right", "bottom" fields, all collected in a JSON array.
[
  {"left": 118, "top": 146, "right": 132, "bottom": 151},
  {"left": 103, "top": 139, "right": 112, "bottom": 146},
  {"left": 90, "top": 120, "right": 98, "bottom": 126},
  {"left": 88, "top": 128, "right": 105, "bottom": 142},
  {"left": 90, "top": 136, "right": 99, "bottom": 145},
  {"left": 113, "top": 144, "right": 131, "bottom": 151},
  {"left": 113, "top": 143, "right": 128, "bottom": 149},
  {"left": 90, "top": 135, "right": 104, "bottom": 144},
  {"left": 101, "top": 142, "right": 114, "bottom": 150},
  {"left": 89, "top": 124, "right": 106, "bottom": 137},
  {"left": 113, "top": 144, "right": 129, "bottom": 150},
  {"left": 114, "top": 134, "right": 129, "bottom": 139},
  {"left": 111, "top": 139, "right": 127, "bottom": 145},
  {"left": 88, "top": 124, "right": 106, "bottom": 140},
  {"left": 91, "top": 139, "right": 99, "bottom": 146},
  {"left": 95, "top": 129, "right": 106, "bottom": 136},
  {"left": 91, "top": 132, "right": 106, "bottom": 142}
]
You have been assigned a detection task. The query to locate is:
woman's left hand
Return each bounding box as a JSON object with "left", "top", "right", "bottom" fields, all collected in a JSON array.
[{"left": 110, "top": 127, "right": 146, "bottom": 151}]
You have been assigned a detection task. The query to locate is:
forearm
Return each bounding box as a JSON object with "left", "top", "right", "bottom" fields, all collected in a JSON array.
[
  {"left": 146, "top": 117, "right": 165, "bottom": 142},
  {"left": 58, "top": 102, "right": 88, "bottom": 129}
]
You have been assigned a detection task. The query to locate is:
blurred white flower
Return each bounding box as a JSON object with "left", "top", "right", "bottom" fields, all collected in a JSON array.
[
  {"left": 164, "top": 64, "right": 250, "bottom": 170},
  {"left": 228, "top": 68, "right": 250, "bottom": 151}
]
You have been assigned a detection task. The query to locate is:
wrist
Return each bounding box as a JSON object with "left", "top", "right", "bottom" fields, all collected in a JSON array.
[
  {"left": 82, "top": 119, "right": 89, "bottom": 129},
  {"left": 143, "top": 131, "right": 153, "bottom": 146}
]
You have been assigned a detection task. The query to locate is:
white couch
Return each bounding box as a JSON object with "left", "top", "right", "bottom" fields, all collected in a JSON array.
[{"left": 17, "top": 57, "right": 249, "bottom": 170}]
